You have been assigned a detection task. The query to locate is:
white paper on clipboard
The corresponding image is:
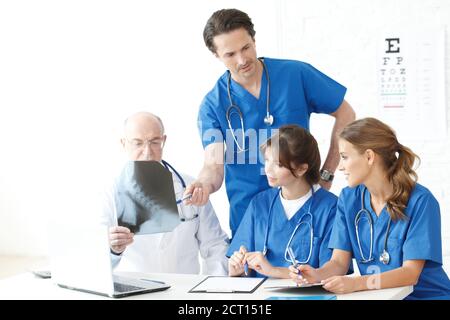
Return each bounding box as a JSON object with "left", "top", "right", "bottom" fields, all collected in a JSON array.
[{"left": 189, "top": 276, "right": 266, "bottom": 293}]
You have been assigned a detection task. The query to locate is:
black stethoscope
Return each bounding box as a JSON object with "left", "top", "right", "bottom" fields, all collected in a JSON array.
[
  {"left": 262, "top": 187, "right": 315, "bottom": 265},
  {"left": 226, "top": 57, "right": 273, "bottom": 153},
  {"left": 161, "top": 160, "right": 198, "bottom": 222},
  {"left": 354, "top": 187, "right": 392, "bottom": 265}
]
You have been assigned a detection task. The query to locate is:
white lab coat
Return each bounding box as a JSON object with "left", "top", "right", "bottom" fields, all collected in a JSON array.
[{"left": 100, "top": 170, "right": 229, "bottom": 275}]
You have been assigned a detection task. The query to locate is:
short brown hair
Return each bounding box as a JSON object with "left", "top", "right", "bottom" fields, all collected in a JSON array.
[
  {"left": 261, "top": 125, "right": 321, "bottom": 185},
  {"left": 203, "top": 9, "right": 256, "bottom": 54}
]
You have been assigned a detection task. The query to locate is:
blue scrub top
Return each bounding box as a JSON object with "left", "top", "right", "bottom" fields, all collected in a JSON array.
[
  {"left": 227, "top": 187, "right": 337, "bottom": 277},
  {"left": 329, "top": 184, "right": 450, "bottom": 300},
  {"left": 198, "top": 57, "right": 347, "bottom": 235}
]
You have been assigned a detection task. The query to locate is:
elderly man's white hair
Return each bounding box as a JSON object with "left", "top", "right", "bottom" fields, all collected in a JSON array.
[{"left": 123, "top": 111, "right": 165, "bottom": 135}]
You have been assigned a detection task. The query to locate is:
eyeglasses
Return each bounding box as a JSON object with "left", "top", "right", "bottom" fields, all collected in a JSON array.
[{"left": 125, "top": 137, "right": 165, "bottom": 151}]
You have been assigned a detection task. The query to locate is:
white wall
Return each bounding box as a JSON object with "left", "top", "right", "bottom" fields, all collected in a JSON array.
[
  {"left": 276, "top": 0, "right": 450, "bottom": 269},
  {"left": 0, "top": 0, "right": 449, "bottom": 267},
  {"left": 0, "top": 0, "right": 280, "bottom": 255}
]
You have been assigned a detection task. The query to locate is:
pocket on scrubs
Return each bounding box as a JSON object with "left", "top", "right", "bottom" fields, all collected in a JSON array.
[
  {"left": 290, "top": 237, "right": 321, "bottom": 265},
  {"left": 385, "top": 237, "right": 403, "bottom": 267}
]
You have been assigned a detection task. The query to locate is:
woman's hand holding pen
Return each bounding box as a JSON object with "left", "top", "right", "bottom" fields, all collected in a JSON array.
[
  {"left": 228, "top": 246, "right": 248, "bottom": 277},
  {"left": 288, "top": 264, "right": 321, "bottom": 286},
  {"left": 245, "top": 252, "right": 274, "bottom": 277}
]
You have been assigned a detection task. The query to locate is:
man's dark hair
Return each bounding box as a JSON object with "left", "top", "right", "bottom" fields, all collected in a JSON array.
[{"left": 203, "top": 8, "right": 256, "bottom": 54}]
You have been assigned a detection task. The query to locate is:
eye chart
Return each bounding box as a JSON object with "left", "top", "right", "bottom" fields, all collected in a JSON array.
[{"left": 378, "top": 28, "right": 446, "bottom": 140}]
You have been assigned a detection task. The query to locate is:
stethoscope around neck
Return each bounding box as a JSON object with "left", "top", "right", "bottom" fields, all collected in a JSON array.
[
  {"left": 263, "top": 187, "right": 314, "bottom": 265},
  {"left": 161, "top": 160, "right": 198, "bottom": 222},
  {"left": 354, "top": 187, "right": 392, "bottom": 265},
  {"left": 226, "top": 57, "right": 273, "bottom": 153}
]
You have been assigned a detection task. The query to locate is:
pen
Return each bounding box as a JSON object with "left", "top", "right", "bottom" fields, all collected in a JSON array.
[
  {"left": 239, "top": 246, "right": 248, "bottom": 276},
  {"left": 243, "top": 262, "right": 249, "bottom": 276},
  {"left": 287, "top": 247, "right": 301, "bottom": 276},
  {"left": 176, "top": 194, "right": 192, "bottom": 204}
]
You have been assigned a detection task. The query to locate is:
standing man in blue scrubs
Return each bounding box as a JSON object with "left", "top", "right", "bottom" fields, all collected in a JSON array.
[
  {"left": 184, "top": 8, "right": 355, "bottom": 236},
  {"left": 289, "top": 118, "right": 450, "bottom": 299}
]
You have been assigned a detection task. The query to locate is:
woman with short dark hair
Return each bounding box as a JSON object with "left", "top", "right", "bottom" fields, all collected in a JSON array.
[{"left": 227, "top": 125, "right": 338, "bottom": 278}]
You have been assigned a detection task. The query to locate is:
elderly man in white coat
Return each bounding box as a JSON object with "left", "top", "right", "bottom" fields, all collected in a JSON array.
[{"left": 101, "top": 111, "right": 229, "bottom": 275}]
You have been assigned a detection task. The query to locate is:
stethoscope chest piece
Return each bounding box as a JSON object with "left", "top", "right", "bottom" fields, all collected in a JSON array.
[
  {"left": 264, "top": 114, "right": 274, "bottom": 126},
  {"left": 379, "top": 249, "right": 390, "bottom": 265}
]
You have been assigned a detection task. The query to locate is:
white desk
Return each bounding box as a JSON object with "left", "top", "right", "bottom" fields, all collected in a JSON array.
[{"left": 0, "top": 272, "right": 412, "bottom": 300}]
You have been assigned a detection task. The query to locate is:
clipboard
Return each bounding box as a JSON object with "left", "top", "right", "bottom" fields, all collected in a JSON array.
[
  {"left": 264, "top": 278, "right": 324, "bottom": 290},
  {"left": 189, "top": 276, "right": 267, "bottom": 293},
  {"left": 264, "top": 283, "right": 324, "bottom": 289}
]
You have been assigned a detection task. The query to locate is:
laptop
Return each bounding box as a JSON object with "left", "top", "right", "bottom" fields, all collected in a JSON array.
[{"left": 49, "top": 223, "right": 170, "bottom": 298}]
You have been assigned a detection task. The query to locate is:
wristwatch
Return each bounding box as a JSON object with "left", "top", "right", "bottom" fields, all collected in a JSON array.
[{"left": 320, "top": 169, "right": 334, "bottom": 182}]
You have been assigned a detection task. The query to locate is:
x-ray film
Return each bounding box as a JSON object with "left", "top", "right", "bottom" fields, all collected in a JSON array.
[{"left": 114, "top": 161, "right": 180, "bottom": 234}]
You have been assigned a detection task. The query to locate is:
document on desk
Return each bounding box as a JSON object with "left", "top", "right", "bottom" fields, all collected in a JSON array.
[
  {"left": 189, "top": 276, "right": 266, "bottom": 293},
  {"left": 264, "top": 278, "right": 323, "bottom": 290}
]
